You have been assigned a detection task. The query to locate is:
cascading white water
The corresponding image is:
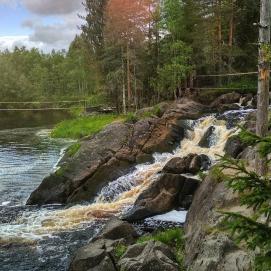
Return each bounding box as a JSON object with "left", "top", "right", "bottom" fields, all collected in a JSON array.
[{"left": 0, "top": 115, "right": 239, "bottom": 243}]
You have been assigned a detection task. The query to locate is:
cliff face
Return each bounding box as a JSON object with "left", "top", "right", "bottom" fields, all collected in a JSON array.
[
  {"left": 27, "top": 99, "right": 207, "bottom": 205},
  {"left": 184, "top": 171, "right": 253, "bottom": 271}
]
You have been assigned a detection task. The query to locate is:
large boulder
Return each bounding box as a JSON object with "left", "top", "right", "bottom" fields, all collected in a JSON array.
[
  {"left": 69, "top": 217, "right": 137, "bottom": 271},
  {"left": 184, "top": 171, "right": 253, "bottom": 271},
  {"left": 163, "top": 154, "right": 211, "bottom": 175},
  {"left": 224, "top": 136, "right": 247, "bottom": 158},
  {"left": 123, "top": 173, "right": 200, "bottom": 222},
  {"left": 118, "top": 241, "right": 179, "bottom": 271},
  {"left": 210, "top": 92, "right": 241, "bottom": 109}
]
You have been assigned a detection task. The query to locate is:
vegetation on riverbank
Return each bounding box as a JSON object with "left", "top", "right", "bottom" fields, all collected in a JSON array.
[{"left": 51, "top": 114, "right": 123, "bottom": 139}]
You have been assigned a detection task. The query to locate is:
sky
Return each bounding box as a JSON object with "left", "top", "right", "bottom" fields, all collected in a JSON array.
[{"left": 0, "top": 0, "right": 84, "bottom": 52}]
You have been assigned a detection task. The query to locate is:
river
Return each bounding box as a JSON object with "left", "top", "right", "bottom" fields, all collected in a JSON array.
[{"left": 0, "top": 109, "right": 254, "bottom": 271}]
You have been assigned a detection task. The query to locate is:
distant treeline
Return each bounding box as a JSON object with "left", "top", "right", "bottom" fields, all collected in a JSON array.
[
  {"left": 0, "top": 0, "right": 259, "bottom": 111},
  {"left": 0, "top": 38, "right": 100, "bottom": 103}
]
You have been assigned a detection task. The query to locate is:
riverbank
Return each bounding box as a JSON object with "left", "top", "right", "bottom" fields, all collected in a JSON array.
[{"left": 1, "top": 92, "right": 257, "bottom": 271}]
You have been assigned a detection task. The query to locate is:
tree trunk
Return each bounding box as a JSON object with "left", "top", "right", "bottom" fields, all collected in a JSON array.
[
  {"left": 228, "top": 0, "right": 234, "bottom": 75},
  {"left": 127, "top": 42, "right": 131, "bottom": 106},
  {"left": 256, "top": 0, "right": 270, "bottom": 175},
  {"left": 216, "top": 0, "right": 223, "bottom": 86},
  {"left": 121, "top": 47, "right": 127, "bottom": 114}
]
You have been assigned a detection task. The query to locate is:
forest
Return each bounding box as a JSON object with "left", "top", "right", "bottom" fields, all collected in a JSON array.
[{"left": 0, "top": 0, "right": 259, "bottom": 109}]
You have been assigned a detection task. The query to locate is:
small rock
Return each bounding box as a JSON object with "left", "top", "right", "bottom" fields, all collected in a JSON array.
[{"left": 198, "top": 126, "right": 216, "bottom": 148}]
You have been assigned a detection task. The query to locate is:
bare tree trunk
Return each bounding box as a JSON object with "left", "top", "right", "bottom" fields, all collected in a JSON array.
[
  {"left": 127, "top": 42, "right": 131, "bottom": 106},
  {"left": 134, "top": 61, "right": 138, "bottom": 111},
  {"left": 228, "top": 0, "right": 234, "bottom": 75},
  {"left": 217, "top": 0, "right": 222, "bottom": 86},
  {"left": 256, "top": 0, "right": 270, "bottom": 175},
  {"left": 121, "top": 47, "right": 126, "bottom": 114}
]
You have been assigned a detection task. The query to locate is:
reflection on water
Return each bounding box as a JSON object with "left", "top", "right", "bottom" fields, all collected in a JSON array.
[
  {"left": 0, "top": 110, "right": 71, "bottom": 130},
  {"left": 0, "top": 128, "right": 71, "bottom": 206}
]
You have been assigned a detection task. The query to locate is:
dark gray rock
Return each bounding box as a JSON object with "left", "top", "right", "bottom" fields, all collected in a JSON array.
[
  {"left": 69, "top": 239, "right": 117, "bottom": 271},
  {"left": 163, "top": 154, "right": 211, "bottom": 175},
  {"left": 118, "top": 240, "right": 179, "bottom": 271},
  {"left": 224, "top": 136, "right": 246, "bottom": 158},
  {"left": 123, "top": 173, "right": 200, "bottom": 222},
  {"left": 92, "top": 216, "right": 138, "bottom": 243},
  {"left": 198, "top": 126, "right": 216, "bottom": 148},
  {"left": 69, "top": 217, "right": 137, "bottom": 271}
]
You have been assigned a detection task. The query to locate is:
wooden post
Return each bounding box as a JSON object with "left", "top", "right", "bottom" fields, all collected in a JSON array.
[{"left": 256, "top": 0, "right": 270, "bottom": 175}]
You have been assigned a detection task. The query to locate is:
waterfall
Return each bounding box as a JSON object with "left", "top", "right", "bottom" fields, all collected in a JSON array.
[{"left": 0, "top": 113, "right": 245, "bottom": 242}]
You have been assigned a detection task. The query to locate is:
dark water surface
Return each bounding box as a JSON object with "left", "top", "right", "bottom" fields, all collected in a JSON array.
[{"left": 0, "top": 111, "right": 100, "bottom": 271}]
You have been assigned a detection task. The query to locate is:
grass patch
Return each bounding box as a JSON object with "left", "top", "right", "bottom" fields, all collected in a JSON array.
[
  {"left": 51, "top": 114, "right": 123, "bottom": 139},
  {"left": 114, "top": 244, "right": 127, "bottom": 259},
  {"left": 137, "top": 228, "right": 185, "bottom": 270},
  {"left": 67, "top": 143, "right": 81, "bottom": 157}
]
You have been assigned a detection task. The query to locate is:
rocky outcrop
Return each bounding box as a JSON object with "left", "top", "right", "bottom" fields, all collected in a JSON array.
[
  {"left": 123, "top": 173, "right": 200, "bottom": 222},
  {"left": 119, "top": 241, "right": 179, "bottom": 271},
  {"left": 198, "top": 126, "right": 216, "bottom": 148},
  {"left": 184, "top": 172, "right": 253, "bottom": 271},
  {"left": 69, "top": 217, "right": 137, "bottom": 271},
  {"left": 27, "top": 99, "right": 207, "bottom": 205}
]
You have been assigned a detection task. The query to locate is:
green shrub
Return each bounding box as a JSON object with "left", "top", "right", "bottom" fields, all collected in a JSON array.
[
  {"left": 114, "top": 244, "right": 127, "bottom": 259},
  {"left": 125, "top": 112, "right": 138, "bottom": 123}
]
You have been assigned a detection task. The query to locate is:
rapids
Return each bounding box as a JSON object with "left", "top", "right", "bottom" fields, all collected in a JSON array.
[{"left": 0, "top": 109, "right": 253, "bottom": 271}]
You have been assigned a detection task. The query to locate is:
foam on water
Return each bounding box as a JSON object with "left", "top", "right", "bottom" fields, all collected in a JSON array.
[{"left": 0, "top": 115, "right": 240, "bottom": 242}]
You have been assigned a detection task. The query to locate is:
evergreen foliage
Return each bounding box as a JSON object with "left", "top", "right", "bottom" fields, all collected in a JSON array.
[{"left": 217, "top": 130, "right": 271, "bottom": 270}]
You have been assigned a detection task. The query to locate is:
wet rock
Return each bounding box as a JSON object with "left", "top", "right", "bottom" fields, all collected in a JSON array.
[
  {"left": 69, "top": 217, "right": 137, "bottom": 271},
  {"left": 163, "top": 154, "right": 211, "bottom": 175},
  {"left": 27, "top": 99, "right": 208, "bottom": 205},
  {"left": 190, "top": 154, "right": 211, "bottom": 173},
  {"left": 219, "top": 103, "right": 241, "bottom": 112},
  {"left": 198, "top": 126, "right": 216, "bottom": 148},
  {"left": 178, "top": 176, "right": 200, "bottom": 208},
  {"left": 241, "top": 94, "right": 254, "bottom": 107},
  {"left": 184, "top": 172, "right": 253, "bottom": 271},
  {"left": 123, "top": 173, "right": 200, "bottom": 222},
  {"left": 118, "top": 240, "right": 179, "bottom": 271},
  {"left": 224, "top": 136, "right": 246, "bottom": 158},
  {"left": 211, "top": 92, "right": 241, "bottom": 109}
]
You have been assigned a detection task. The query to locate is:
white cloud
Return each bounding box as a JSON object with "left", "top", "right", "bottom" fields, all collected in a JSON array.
[
  {"left": 0, "top": 35, "right": 70, "bottom": 52},
  {"left": 0, "top": 0, "right": 85, "bottom": 51},
  {"left": 22, "top": 0, "right": 82, "bottom": 15}
]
